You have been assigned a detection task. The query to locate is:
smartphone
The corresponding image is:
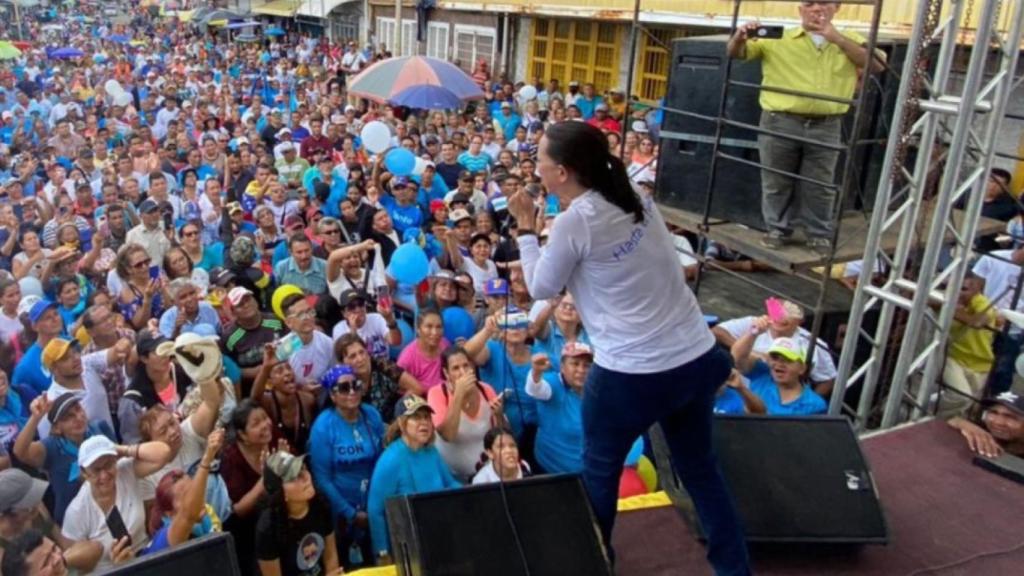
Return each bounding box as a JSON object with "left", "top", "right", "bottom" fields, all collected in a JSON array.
[
  {"left": 751, "top": 25, "right": 785, "bottom": 40},
  {"left": 376, "top": 285, "right": 393, "bottom": 315},
  {"left": 148, "top": 265, "right": 161, "bottom": 280},
  {"left": 106, "top": 506, "right": 132, "bottom": 546}
]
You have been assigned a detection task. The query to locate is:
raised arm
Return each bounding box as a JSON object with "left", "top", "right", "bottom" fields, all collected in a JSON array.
[
  {"left": 13, "top": 395, "right": 51, "bottom": 470},
  {"left": 166, "top": 430, "right": 223, "bottom": 547},
  {"left": 124, "top": 440, "right": 173, "bottom": 478},
  {"left": 525, "top": 353, "right": 554, "bottom": 401},
  {"left": 463, "top": 315, "right": 498, "bottom": 367},
  {"left": 730, "top": 316, "right": 769, "bottom": 374}
]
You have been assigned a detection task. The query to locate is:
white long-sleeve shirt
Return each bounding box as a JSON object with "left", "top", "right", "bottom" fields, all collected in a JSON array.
[{"left": 519, "top": 191, "right": 714, "bottom": 373}]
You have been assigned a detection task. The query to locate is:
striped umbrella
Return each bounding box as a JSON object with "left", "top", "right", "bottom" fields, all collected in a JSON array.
[
  {"left": 0, "top": 42, "right": 21, "bottom": 60},
  {"left": 348, "top": 56, "right": 483, "bottom": 109}
]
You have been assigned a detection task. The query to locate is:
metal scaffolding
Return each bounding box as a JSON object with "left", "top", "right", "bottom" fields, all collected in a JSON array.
[{"left": 831, "top": 0, "right": 1024, "bottom": 429}]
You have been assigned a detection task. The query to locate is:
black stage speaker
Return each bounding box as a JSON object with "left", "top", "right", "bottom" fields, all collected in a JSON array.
[
  {"left": 100, "top": 532, "right": 240, "bottom": 575},
  {"left": 656, "top": 35, "right": 908, "bottom": 229},
  {"left": 386, "top": 474, "right": 612, "bottom": 576},
  {"left": 690, "top": 416, "right": 888, "bottom": 543}
]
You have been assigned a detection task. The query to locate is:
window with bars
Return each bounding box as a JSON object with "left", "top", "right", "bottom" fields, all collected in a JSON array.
[
  {"left": 427, "top": 22, "right": 450, "bottom": 60},
  {"left": 401, "top": 20, "right": 417, "bottom": 56},
  {"left": 454, "top": 25, "right": 496, "bottom": 73},
  {"left": 528, "top": 18, "right": 622, "bottom": 92},
  {"left": 634, "top": 27, "right": 688, "bottom": 102}
]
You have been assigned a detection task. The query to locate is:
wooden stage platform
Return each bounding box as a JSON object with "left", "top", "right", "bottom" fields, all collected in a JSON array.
[
  {"left": 658, "top": 203, "right": 1008, "bottom": 273},
  {"left": 613, "top": 420, "right": 1024, "bottom": 576}
]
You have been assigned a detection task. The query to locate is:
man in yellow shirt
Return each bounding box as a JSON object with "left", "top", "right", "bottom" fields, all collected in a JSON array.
[
  {"left": 941, "top": 277, "right": 998, "bottom": 417},
  {"left": 727, "top": 1, "right": 884, "bottom": 255}
]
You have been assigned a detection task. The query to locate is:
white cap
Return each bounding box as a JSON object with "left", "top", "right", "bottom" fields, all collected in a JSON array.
[
  {"left": 227, "top": 286, "right": 254, "bottom": 306},
  {"left": 78, "top": 435, "right": 119, "bottom": 469}
]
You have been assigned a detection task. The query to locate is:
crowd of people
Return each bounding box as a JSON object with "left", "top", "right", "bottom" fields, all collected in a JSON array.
[{"left": 0, "top": 2, "right": 1022, "bottom": 576}]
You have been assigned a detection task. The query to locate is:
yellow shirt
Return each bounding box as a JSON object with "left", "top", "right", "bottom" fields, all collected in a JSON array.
[
  {"left": 948, "top": 293, "right": 997, "bottom": 373},
  {"left": 743, "top": 27, "right": 865, "bottom": 116}
]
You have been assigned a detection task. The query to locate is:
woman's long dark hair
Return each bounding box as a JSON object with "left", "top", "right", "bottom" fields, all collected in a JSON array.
[{"left": 544, "top": 122, "right": 645, "bottom": 224}]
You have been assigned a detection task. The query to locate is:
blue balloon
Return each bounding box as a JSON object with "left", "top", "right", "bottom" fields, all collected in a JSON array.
[
  {"left": 442, "top": 307, "right": 476, "bottom": 344},
  {"left": 384, "top": 148, "right": 416, "bottom": 177},
  {"left": 390, "top": 319, "right": 416, "bottom": 360},
  {"left": 388, "top": 244, "right": 429, "bottom": 285},
  {"left": 625, "top": 437, "right": 645, "bottom": 467}
]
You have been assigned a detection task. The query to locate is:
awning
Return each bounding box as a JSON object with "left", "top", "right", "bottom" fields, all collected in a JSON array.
[
  {"left": 296, "top": 0, "right": 357, "bottom": 18},
  {"left": 252, "top": 0, "right": 300, "bottom": 17},
  {"left": 176, "top": 9, "right": 195, "bottom": 22}
]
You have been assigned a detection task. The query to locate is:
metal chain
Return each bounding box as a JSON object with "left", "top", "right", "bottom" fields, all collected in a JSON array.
[{"left": 890, "top": 0, "right": 944, "bottom": 186}]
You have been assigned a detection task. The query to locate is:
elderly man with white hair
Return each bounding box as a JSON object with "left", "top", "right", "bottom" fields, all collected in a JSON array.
[
  {"left": 712, "top": 299, "right": 837, "bottom": 397},
  {"left": 157, "top": 278, "right": 221, "bottom": 339}
]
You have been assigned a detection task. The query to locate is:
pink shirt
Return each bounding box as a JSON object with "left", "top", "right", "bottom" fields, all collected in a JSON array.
[{"left": 397, "top": 338, "right": 451, "bottom": 390}]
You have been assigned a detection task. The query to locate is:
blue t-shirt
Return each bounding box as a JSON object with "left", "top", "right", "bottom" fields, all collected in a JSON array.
[
  {"left": 308, "top": 406, "right": 385, "bottom": 523},
  {"left": 531, "top": 323, "right": 590, "bottom": 375},
  {"left": 747, "top": 361, "right": 826, "bottom": 416},
  {"left": 532, "top": 372, "right": 584, "bottom": 474},
  {"left": 12, "top": 343, "right": 51, "bottom": 403},
  {"left": 194, "top": 243, "right": 225, "bottom": 272},
  {"left": 380, "top": 197, "right": 423, "bottom": 236},
  {"left": 457, "top": 151, "right": 491, "bottom": 174},
  {"left": 479, "top": 340, "right": 536, "bottom": 438},
  {"left": 713, "top": 387, "right": 746, "bottom": 415},
  {"left": 367, "top": 440, "right": 460, "bottom": 555}
]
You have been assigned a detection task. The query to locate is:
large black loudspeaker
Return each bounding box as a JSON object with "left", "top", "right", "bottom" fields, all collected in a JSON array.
[
  {"left": 101, "top": 533, "right": 241, "bottom": 575},
  {"left": 386, "top": 474, "right": 612, "bottom": 576},
  {"left": 694, "top": 416, "right": 887, "bottom": 543},
  {"left": 656, "top": 35, "right": 907, "bottom": 229}
]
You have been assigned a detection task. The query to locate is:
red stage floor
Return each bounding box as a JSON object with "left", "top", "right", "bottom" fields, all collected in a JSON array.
[{"left": 613, "top": 420, "right": 1024, "bottom": 576}]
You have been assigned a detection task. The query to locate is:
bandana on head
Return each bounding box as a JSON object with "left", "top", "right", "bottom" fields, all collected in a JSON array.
[{"left": 319, "top": 364, "right": 355, "bottom": 389}]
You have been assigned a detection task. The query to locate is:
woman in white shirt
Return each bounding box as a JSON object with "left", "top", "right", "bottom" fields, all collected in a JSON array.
[
  {"left": 61, "top": 435, "right": 173, "bottom": 571},
  {"left": 507, "top": 121, "right": 750, "bottom": 574}
]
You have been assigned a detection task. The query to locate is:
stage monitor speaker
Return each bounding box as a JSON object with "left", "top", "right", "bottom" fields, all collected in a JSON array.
[
  {"left": 101, "top": 532, "right": 241, "bottom": 576},
  {"left": 656, "top": 35, "right": 909, "bottom": 230},
  {"left": 386, "top": 474, "right": 612, "bottom": 576},
  {"left": 689, "top": 416, "right": 887, "bottom": 544}
]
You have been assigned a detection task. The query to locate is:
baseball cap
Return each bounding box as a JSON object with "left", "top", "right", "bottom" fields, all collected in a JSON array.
[
  {"left": 568, "top": 80, "right": 580, "bottom": 87},
  {"left": 78, "top": 435, "right": 119, "bottom": 470},
  {"left": 449, "top": 209, "right": 472, "bottom": 224},
  {"left": 0, "top": 469, "right": 48, "bottom": 513},
  {"left": 767, "top": 337, "right": 806, "bottom": 363},
  {"left": 449, "top": 193, "right": 471, "bottom": 207},
  {"left": 209, "top": 267, "right": 237, "bottom": 287},
  {"left": 392, "top": 176, "right": 409, "bottom": 188},
  {"left": 483, "top": 278, "right": 509, "bottom": 296},
  {"left": 561, "top": 341, "right": 594, "bottom": 359},
  {"left": 284, "top": 214, "right": 305, "bottom": 230},
  {"left": 394, "top": 394, "right": 434, "bottom": 419},
  {"left": 136, "top": 329, "right": 173, "bottom": 357},
  {"left": 139, "top": 198, "right": 160, "bottom": 213},
  {"left": 596, "top": 103, "right": 609, "bottom": 112},
  {"left": 429, "top": 199, "right": 446, "bottom": 214},
  {"left": 279, "top": 141, "right": 296, "bottom": 153},
  {"left": 982, "top": 391, "right": 1024, "bottom": 416},
  {"left": 263, "top": 451, "right": 307, "bottom": 495},
  {"left": 276, "top": 127, "right": 292, "bottom": 137},
  {"left": 28, "top": 299, "right": 58, "bottom": 324},
  {"left": 48, "top": 391, "right": 85, "bottom": 425},
  {"left": 17, "top": 295, "right": 42, "bottom": 319},
  {"left": 500, "top": 101, "right": 512, "bottom": 108},
  {"left": 227, "top": 286, "right": 254, "bottom": 307},
  {"left": 226, "top": 201, "right": 243, "bottom": 215},
  {"left": 458, "top": 170, "right": 475, "bottom": 183},
  {"left": 338, "top": 289, "right": 367, "bottom": 308},
  {"left": 42, "top": 338, "right": 75, "bottom": 370}
]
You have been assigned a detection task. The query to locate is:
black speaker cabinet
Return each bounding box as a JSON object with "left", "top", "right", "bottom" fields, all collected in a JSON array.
[
  {"left": 657, "top": 35, "right": 909, "bottom": 230},
  {"left": 689, "top": 416, "right": 887, "bottom": 544},
  {"left": 385, "top": 474, "right": 612, "bottom": 576},
  {"left": 101, "top": 533, "right": 240, "bottom": 576}
]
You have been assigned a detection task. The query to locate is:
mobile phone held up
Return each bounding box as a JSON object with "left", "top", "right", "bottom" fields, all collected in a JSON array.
[
  {"left": 149, "top": 265, "right": 161, "bottom": 281},
  {"left": 106, "top": 506, "right": 132, "bottom": 546},
  {"left": 752, "top": 25, "right": 785, "bottom": 40}
]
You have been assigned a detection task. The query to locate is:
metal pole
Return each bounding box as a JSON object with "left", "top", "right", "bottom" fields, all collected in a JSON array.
[
  {"left": 619, "top": 0, "right": 642, "bottom": 159},
  {"left": 13, "top": 0, "right": 22, "bottom": 41},
  {"left": 394, "top": 0, "right": 402, "bottom": 55}
]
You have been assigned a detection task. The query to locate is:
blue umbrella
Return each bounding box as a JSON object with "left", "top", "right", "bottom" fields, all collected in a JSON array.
[
  {"left": 48, "top": 47, "right": 85, "bottom": 59},
  {"left": 109, "top": 34, "right": 131, "bottom": 44},
  {"left": 388, "top": 84, "right": 465, "bottom": 110},
  {"left": 265, "top": 26, "right": 286, "bottom": 37},
  {"left": 226, "top": 20, "right": 263, "bottom": 30}
]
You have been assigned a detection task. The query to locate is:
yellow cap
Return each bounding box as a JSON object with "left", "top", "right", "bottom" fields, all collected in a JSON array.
[
  {"left": 42, "top": 338, "right": 74, "bottom": 370},
  {"left": 272, "top": 284, "right": 305, "bottom": 320}
]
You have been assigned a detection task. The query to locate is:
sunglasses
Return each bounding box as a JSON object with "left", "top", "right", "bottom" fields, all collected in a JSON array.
[
  {"left": 322, "top": 228, "right": 341, "bottom": 235},
  {"left": 132, "top": 258, "right": 152, "bottom": 269},
  {"left": 333, "top": 380, "right": 364, "bottom": 395},
  {"left": 182, "top": 230, "right": 199, "bottom": 237}
]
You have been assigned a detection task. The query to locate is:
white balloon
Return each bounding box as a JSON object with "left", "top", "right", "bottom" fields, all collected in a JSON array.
[
  {"left": 361, "top": 121, "right": 392, "bottom": 155},
  {"left": 114, "top": 92, "right": 133, "bottom": 107},
  {"left": 519, "top": 85, "right": 538, "bottom": 102},
  {"left": 18, "top": 277, "right": 44, "bottom": 298},
  {"left": 104, "top": 79, "right": 125, "bottom": 97},
  {"left": 412, "top": 157, "right": 427, "bottom": 177}
]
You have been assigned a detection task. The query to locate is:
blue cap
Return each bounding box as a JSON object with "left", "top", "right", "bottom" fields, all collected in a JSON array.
[
  {"left": 139, "top": 198, "right": 159, "bottom": 213},
  {"left": 484, "top": 278, "right": 509, "bottom": 296},
  {"left": 29, "top": 300, "right": 58, "bottom": 324},
  {"left": 392, "top": 176, "right": 410, "bottom": 188}
]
